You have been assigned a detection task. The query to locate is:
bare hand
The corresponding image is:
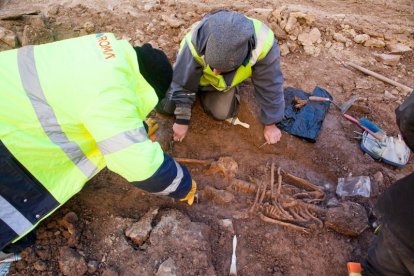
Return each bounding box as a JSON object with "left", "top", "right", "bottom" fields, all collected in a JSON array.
[
  {"left": 173, "top": 123, "right": 189, "bottom": 142},
  {"left": 263, "top": 124, "right": 282, "bottom": 144}
]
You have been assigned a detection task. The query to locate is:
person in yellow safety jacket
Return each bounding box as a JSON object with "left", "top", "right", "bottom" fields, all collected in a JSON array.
[
  {"left": 0, "top": 33, "right": 196, "bottom": 252},
  {"left": 157, "top": 10, "right": 285, "bottom": 144}
]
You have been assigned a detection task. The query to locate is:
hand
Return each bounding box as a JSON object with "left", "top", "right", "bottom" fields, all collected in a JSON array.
[
  {"left": 263, "top": 124, "right": 282, "bottom": 144},
  {"left": 173, "top": 123, "right": 189, "bottom": 142},
  {"left": 180, "top": 180, "right": 197, "bottom": 205}
]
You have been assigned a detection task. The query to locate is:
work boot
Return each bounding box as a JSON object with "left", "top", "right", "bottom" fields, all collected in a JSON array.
[{"left": 156, "top": 89, "right": 175, "bottom": 115}]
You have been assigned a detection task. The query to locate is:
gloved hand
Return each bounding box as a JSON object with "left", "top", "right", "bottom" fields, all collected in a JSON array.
[
  {"left": 145, "top": 118, "right": 159, "bottom": 141},
  {"left": 180, "top": 180, "right": 197, "bottom": 205}
]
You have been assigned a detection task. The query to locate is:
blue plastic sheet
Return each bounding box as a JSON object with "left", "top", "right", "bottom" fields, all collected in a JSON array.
[{"left": 277, "top": 86, "right": 332, "bottom": 142}]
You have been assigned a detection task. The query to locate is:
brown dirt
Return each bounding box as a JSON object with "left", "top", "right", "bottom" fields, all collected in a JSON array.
[{"left": 1, "top": 0, "right": 414, "bottom": 275}]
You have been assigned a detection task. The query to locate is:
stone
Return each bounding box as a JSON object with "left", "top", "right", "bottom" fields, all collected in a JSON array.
[
  {"left": 372, "top": 171, "right": 383, "bottom": 197},
  {"left": 362, "top": 28, "right": 384, "bottom": 38},
  {"left": 21, "top": 25, "right": 54, "bottom": 46},
  {"left": 83, "top": 22, "right": 95, "bottom": 34},
  {"left": 125, "top": 207, "right": 159, "bottom": 246},
  {"left": 297, "top": 27, "right": 321, "bottom": 46},
  {"left": 270, "top": 23, "right": 287, "bottom": 40},
  {"left": 303, "top": 45, "right": 321, "bottom": 57},
  {"left": 87, "top": 260, "right": 99, "bottom": 273},
  {"left": 353, "top": 34, "right": 370, "bottom": 44},
  {"left": 161, "top": 15, "right": 184, "bottom": 28},
  {"left": 0, "top": 26, "right": 17, "bottom": 48},
  {"left": 333, "top": 33, "right": 348, "bottom": 43},
  {"left": 279, "top": 43, "right": 290, "bottom": 56},
  {"left": 156, "top": 257, "right": 177, "bottom": 276},
  {"left": 284, "top": 16, "right": 297, "bottom": 34},
  {"left": 33, "top": 260, "right": 47, "bottom": 272},
  {"left": 364, "top": 38, "right": 385, "bottom": 48},
  {"left": 325, "top": 201, "right": 368, "bottom": 236},
  {"left": 219, "top": 219, "right": 234, "bottom": 233},
  {"left": 202, "top": 186, "right": 234, "bottom": 205},
  {"left": 384, "top": 90, "right": 397, "bottom": 100},
  {"left": 286, "top": 41, "right": 298, "bottom": 52},
  {"left": 271, "top": 8, "right": 283, "bottom": 23},
  {"left": 324, "top": 41, "right": 332, "bottom": 48},
  {"left": 386, "top": 42, "right": 412, "bottom": 54},
  {"left": 326, "top": 197, "right": 339, "bottom": 207},
  {"left": 373, "top": 53, "right": 401, "bottom": 66},
  {"left": 58, "top": 247, "right": 87, "bottom": 276}
]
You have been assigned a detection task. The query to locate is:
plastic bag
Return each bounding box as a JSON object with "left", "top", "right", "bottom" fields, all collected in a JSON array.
[{"left": 336, "top": 176, "right": 371, "bottom": 197}]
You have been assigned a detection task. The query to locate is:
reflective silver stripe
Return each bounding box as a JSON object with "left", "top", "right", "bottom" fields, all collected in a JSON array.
[
  {"left": 153, "top": 160, "right": 184, "bottom": 196},
  {"left": 250, "top": 24, "right": 273, "bottom": 65},
  {"left": 17, "top": 46, "right": 98, "bottom": 178},
  {"left": 0, "top": 196, "right": 33, "bottom": 235},
  {"left": 97, "top": 128, "right": 148, "bottom": 155}
]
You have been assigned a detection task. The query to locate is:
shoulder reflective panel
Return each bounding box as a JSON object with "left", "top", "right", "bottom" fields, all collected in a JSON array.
[
  {"left": 250, "top": 23, "right": 272, "bottom": 66},
  {"left": 97, "top": 128, "right": 148, "bottom": 155},
  {"left": 153, "top": 160, "right": 183, "bottom": 195},
  {"left": 17, "top": 46, "right": 98, "bottom": 178},
  {"left": 0, "top": 196, "right": 32, "bottom": 236}
]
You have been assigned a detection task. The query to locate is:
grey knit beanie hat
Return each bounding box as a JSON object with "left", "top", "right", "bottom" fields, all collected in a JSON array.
[{"left": 204, "top": 11, "right": 254, "bottom": 72}]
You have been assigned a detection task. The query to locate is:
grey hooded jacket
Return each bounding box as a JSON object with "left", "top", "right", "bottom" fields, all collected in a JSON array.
[{"left": 170, "top": 11, "right": 285, "bottom": 125}]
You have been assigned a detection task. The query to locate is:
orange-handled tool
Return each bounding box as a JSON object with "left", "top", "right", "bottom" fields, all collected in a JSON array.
[
  {"left": 343, "top": 114, "right": 385, "bottom": 140},
  {"left": 308, "top": 96, "right": 342, "bottom": 110}
]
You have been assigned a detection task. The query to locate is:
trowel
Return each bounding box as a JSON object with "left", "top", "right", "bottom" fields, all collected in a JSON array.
[
  {"left": 229, "top": 235, "right": 237, "bottom": 276},
  {"left": 309, "top": 95, "right": 359, "bottom": 114}
]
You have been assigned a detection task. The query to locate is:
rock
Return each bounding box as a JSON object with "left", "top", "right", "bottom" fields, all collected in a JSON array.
[
  {"left": 333, "top": 33, "right": 348, "bottom": 43},
  {"left": 156, "top": 257, "right": 177, "bottom": 276},
  {"left": 324, "top": 41, "right": 332, "bottom": 48},
  {"left": 364, "top": 38, "right": 385, "bottom": 48},
  {"left": 21, "top": 25, "right": 54, "bottom": 46},
  {"left": 161, "top": 15, "right": 184, "bottom": 28},
  {"left": 373, "top": 53, "right": 401, "bottom": 66},
  {"left": 83, "top": 22, "right": 95, "bottom": 34},
  {"left": 372, "top": 171, "right": 383, "bottom": 197},
  {"left": 58, "top": 247, "right": 88, "bottom": 276},
  {"left": 279, "top": 43, "right": 290, "bottom": 56},
  {"left": 290, "top": 12, "right": 315, "bottom": 25},
  {"left": 326, "top": 197, "right": 339, "bottom": 207},
  {"left": 0, "top": 26, "right": 17, "bottom": 48},
  {"left": 362, "top": 28, "right": 384, "bottom": 38},
  {"left": 59, "top": 212, "right": 79, "bottom": 247},
  {"left": 325, "top": 201, "right": 368, "bottom": 236},
  {"left": 303, "top": 45, "right": 321, "bottom": 57},
  {"left": 297, "top": 27, "right": 321, "bottom": 46},
  {"left": 149, "top": 209, "right": 215, "bottom": 274},
  {"left": 353, "top": 34, "right": 370, "bottom": 44},
  {"left": 87, "top": 260, "right": 99, "bottom": 273},
  {"left": 286, "top": 41, "right": 298, "bottom": 52},
  {"left": 384, "top": 90, "right": 397, "bottom": 100},
  {"left": 202, "top": 186, "right": 234, "bottom": 204},
  {"left": 271, "top": 8, "right": 283, "bottom": 23},
  {"left": 33, "top": 260, "right": 47, "bottom": 272},
  {"left": 386, "top": 42, "right": 412, "bottom": 54},
  {"left": 270, "top": 23, "right": 287, "bottom": 40},
  {"left": 125, "top": 207, "right": 159, "bottom": 246},
  {"left": 102, "top": 267, "right": 119, "bottom": 276},
  {"left": 284, "top": 16, "right": 297, "bottom": 34},
  {"left": 219, "top": 219, "right": 234, "bottom": 233}
]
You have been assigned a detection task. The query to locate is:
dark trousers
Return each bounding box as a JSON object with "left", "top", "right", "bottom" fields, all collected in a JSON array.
[
  {"left": 363, "top": 224, "right": 414, "bottom": 275},
  {"left": 157, "top": 87, "right": 240, "bottom": 121}
]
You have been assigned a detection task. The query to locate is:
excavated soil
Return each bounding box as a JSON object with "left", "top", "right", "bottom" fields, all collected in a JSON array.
[{"left": 1, "top": 0, "right": 414, "bottom": 275}]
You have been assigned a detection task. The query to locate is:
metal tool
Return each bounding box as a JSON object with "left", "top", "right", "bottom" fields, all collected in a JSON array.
[
  {"left": 344, "top": 114, "right": 385, "bottom": 141},
  {"left": 308, "top": 95, "right": 359, "bottom": 114},
  {"left": 258, "top": 141, "right": 268, "bottom": 149},
  {"left": 229, "top": 235, "right": 237, "bottom": 276}
]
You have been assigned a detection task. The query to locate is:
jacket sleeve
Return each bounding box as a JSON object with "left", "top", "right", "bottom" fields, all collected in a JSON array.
[
  {"left": 396, "top": 90, "right": 414, "bottom": 152},
  {"left": 83, "top": 87, "right": 192, "bottom": 199},
  {"left": 251, "top": 42, "right": 285, "bottom": 125},
  {"left": 170, "top": 42, "right": 204, "bottom": 125}
]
